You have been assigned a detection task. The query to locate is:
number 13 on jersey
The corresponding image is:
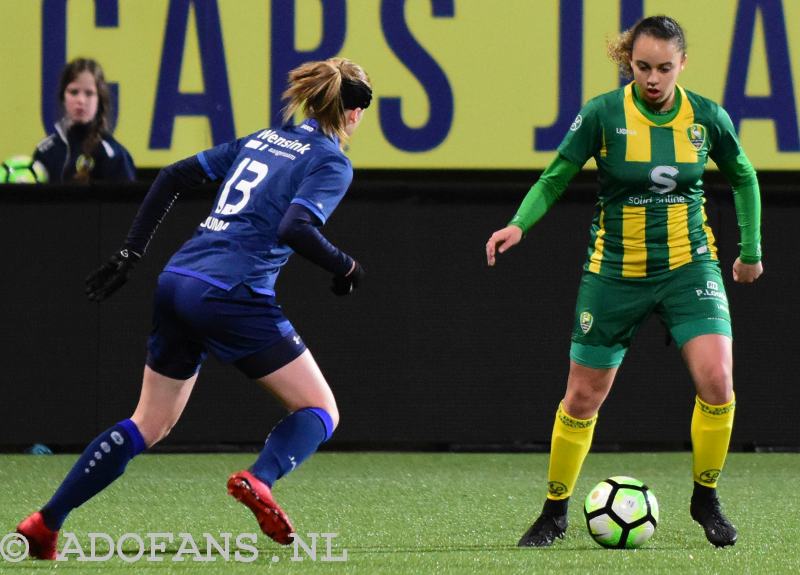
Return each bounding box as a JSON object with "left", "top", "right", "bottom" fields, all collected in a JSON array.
[{"left": 216, "top": 158, "right": 269, "bottom": 215}]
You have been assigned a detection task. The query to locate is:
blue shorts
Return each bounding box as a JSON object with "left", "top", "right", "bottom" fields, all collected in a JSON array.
[{"left": 146, "top": 272, "right": 307, "bottom": 380}]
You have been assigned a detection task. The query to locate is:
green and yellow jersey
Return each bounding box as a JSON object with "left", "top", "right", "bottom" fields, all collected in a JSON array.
[{"left": 511, "top": 83, "right": 761, "bottom": 279}]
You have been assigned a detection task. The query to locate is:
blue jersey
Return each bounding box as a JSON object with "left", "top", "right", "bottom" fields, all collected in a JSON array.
[{"left": 164, "top": 119, "right": 353, "bottom": 295}]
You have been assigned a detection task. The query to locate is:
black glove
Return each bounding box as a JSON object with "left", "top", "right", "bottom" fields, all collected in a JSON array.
[
  {"left": 331, "top": 260, "right": 364, "bottom": 296},
  {"left": 85, "top": 248, "right": 141, "bottom": 302}
]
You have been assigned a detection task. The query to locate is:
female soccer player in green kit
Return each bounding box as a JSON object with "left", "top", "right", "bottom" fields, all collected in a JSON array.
[{"left": 486, "top": 16, "right": 762, "bottom": 548}]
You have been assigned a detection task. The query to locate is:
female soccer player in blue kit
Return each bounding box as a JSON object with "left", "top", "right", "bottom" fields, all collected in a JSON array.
[{"left": 17, "top": 57, "right": 372, "bottom": 559}]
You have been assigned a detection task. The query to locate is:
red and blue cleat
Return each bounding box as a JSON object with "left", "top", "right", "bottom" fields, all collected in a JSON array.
[
  {"left": 227, "top": 470, "right": 294, "bottom": 545},
  {"left": 16, "top": 511, "right": 58, "bottom": 560}
]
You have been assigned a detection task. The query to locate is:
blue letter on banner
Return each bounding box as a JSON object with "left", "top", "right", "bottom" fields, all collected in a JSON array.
[
  {"left": 379, "top": 0, "right": 454, "bottom": 152},
  {"left": 619, "top": 0, "right": 643, "bottom": 85},
  {"left": 41, "top": 0, "right": 120, "bottom": 132},
  {"left": 534, "top": 0, "right": 583, "bottom": 151},
  {"left": 150, "top": 0, "right": 235, "bottom": 149},
  {"left": 270, "top": 0, "right": 346, "bottom": 127},
  {"left": 723, "top": 0, "right": 799, "bottom": 151}
]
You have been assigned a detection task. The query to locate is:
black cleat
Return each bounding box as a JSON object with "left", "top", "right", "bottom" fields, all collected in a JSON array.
[
  {"left": 518, "top": 513, "right": 568, "bottom": 547},
  {"left": 690, "top": 489, "right": 737, "bottom": 547}
]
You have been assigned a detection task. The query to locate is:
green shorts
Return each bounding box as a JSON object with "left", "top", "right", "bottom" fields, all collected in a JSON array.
[{"left": 570, "top": 261, "right": 732, "bottom": 369}]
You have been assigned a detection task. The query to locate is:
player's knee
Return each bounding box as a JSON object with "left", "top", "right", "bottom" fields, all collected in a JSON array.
[
  {"left": 138, "top": 421, "right": 176, "bottom": 448},
  {"left": 564, "top": 388, "right": 603, "bottom": 418},
  {"left": 158, "top": 422, "right": 177, "bottom": 443},
  {"left": 695, "top": 364, "right": 733, "bottom": 402},
  {"left": 711, "top": 364, "right": 732, "bottom": 388}
]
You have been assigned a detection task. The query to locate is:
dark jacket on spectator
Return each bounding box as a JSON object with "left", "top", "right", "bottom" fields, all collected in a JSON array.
[{"left": 33, "top": 121, "right": 136, "bottom": 183}]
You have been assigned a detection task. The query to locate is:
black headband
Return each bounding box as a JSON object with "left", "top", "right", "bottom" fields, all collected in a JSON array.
[{"left": 341, "top": 78, "right": 372, "bottom": 110}]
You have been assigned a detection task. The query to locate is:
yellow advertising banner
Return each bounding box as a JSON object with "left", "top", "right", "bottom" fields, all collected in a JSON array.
[{"left": 2, "top": 0, "right": 799, "bottom": 169}]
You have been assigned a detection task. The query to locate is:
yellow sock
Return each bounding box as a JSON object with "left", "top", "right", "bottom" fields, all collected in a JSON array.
[
  {"left": 691, "top": 394, "right": 735, "bottom": 488},
  {"left": 547, "top": 402, "right": 597, "bottom": 500}
]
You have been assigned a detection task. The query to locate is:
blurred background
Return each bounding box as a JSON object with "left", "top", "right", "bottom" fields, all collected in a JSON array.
[{"left": 1, "top": 0, "right": 797, "bottom": 452}]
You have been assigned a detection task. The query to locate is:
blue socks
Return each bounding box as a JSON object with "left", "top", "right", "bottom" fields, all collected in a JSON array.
[
  {"left": 38, "top": 409, "right": 333, "bottom": 530},
  {"left": 41, "top": 419, "right": 146, "bottom": 530},
  {"left": 251, "top": 408, "right": 334, "bottom": 486}
]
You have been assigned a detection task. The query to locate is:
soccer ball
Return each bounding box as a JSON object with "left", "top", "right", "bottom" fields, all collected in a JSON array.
[
  {"left": 584, "top": 476, "right": 659, "bottom": 549},
  {"left": 0, "top": 155, "right": 48, "bottom": 183}
]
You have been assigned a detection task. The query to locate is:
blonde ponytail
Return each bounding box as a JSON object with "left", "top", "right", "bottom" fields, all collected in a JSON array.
[{"left": 282, "top": 58, "right": 371, "bottom": 149}]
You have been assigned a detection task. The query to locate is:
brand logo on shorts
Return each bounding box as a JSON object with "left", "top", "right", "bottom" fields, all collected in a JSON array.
[
  {"left": 579, "top": 311, "right": 593, "bottom": 334},
  {"left": 695, "top": 281, "right": 727, "bottom": 302}
]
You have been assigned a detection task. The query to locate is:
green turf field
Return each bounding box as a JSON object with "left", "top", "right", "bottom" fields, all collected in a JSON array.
[{"left": 1, "top": 452, "right": 797, "bottom": 573}]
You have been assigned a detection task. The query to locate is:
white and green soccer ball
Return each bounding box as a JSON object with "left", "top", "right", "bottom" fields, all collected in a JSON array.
[
  {"left": 584, "top": 476, "right": 659, "bottom": 549},
  {"left": 0, "top": 155, "right": 48, "bottom": 183}
]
